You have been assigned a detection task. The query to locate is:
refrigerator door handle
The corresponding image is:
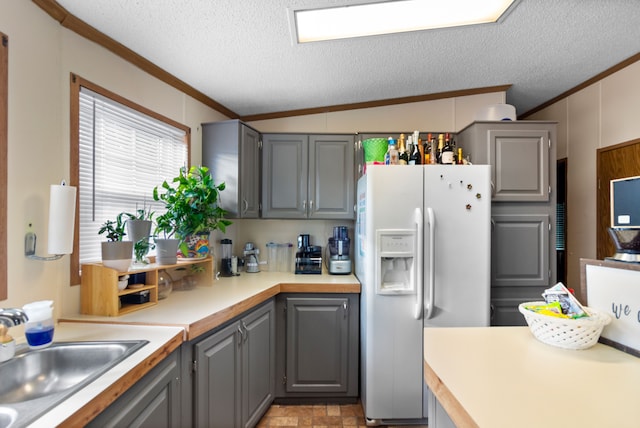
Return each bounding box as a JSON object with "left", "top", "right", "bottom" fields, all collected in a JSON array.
[
  {"left": 424, "top": 207, "right": 436, "bottom": 320},
  {"left": 414, "top": 208, "right": 423, "bottom": 320}
]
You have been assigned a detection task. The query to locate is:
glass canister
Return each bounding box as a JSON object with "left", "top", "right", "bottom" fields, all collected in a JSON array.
[
  {"left": 157, "top": 269, "right": 173, "bottom": 299},
  {"left": 277, "top": 243, "right": 293, "bottom": 272},
  {"left": 22, "top": 300, "right": 54, "bottom": 349},
  {"left": 266, "top": 242, "right": 278, "bottom": 272}
]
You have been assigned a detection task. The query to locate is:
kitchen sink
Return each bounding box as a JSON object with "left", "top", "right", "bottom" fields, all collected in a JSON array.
[{"left": 0, "top": 340, "right": 148, "bottom": 427}]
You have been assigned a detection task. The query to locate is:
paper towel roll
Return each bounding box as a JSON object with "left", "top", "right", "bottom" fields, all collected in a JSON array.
[{"left": 47, "top": 184, "right": 77, "bottom": 255}]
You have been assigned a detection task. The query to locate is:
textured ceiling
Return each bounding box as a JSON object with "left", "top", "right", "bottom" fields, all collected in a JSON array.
[{"left": 54, "top": 0, "right": 640, "bottom": 118}]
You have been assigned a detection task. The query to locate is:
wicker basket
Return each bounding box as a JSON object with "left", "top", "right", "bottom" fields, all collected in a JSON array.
[{"left": 518, "top": 302, "right": 611, "bottom": 350}]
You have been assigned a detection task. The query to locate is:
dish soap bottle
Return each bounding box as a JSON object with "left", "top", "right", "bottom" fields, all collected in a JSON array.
[{"left": 23, "top": 300, "right": 55, "bottom": 349}]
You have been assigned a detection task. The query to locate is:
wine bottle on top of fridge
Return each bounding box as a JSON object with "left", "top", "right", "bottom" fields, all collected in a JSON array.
[
  {"left": 409, "top": 138, "right": 421, "bottom": 165},
  {"left": 398, "top": 133, "right": 409, "bottom": 165},
  {"left": 441, "top": 133, "right": 454, "bottom": 164}
]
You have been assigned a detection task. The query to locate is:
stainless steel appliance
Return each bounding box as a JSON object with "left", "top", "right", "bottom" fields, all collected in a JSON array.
[
  {"left": 243, "top": 242, "right": 260, "bottom": 273},
  {"left": 328, "top": 226, "right": 351, "bottom": 275},
  {"left": 607, "top": 176, "right": 640, "bottom": 262},
  {"left": 295, "top": 234, "right": 322, "bottom": 274},
  {"left": 355, "top": 165, "right": 491, "bottom": 425}
]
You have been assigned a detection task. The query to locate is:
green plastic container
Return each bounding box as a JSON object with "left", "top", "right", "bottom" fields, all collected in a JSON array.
[{"left": 362, "top": 138, "right": 388, "bottom": 163}]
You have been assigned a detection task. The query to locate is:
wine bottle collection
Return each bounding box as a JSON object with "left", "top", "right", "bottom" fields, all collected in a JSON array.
[{"left": 383, "top": 131, "right": 468, "bottom": 166}]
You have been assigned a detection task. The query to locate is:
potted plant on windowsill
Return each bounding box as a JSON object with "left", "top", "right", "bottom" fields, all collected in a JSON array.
[
  {"left": 153, "top": 165, "right": 232, "bottom": 260},
  {"left": 99, "top": 212, "right": 133, "bottom": 271},
  {"left": 152, "top": 209, "right": 180, "bottom": 265},
  {"left": 123, "top": 205, "right": 154, "bottom": 264}
]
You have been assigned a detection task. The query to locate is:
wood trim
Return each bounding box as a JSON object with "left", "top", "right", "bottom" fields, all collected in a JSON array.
[
  {"left": 423, "top": 359, "right": 479, "bottom": 428},
  {"left": 69, "top": 74, "right": 80, "bottom": 285},
  {"left": 32, "top": 0, "right": 239, "bottom": 119},
  {"left": 521, "top": 52, "right": 640, "bottom": 118},
  {"left": 0, "top": 33, "right": 7, "bottom": 300},
  {"left": 240, "top": 85, "right": 513, "bottom": 122},
  {"left": 33, "top": 0, "right": 510, "bottom": 122},
  {"left": 595, "top": 138, "right": 640, "bottom": 260},
  {"left": 69, "top": 73, "right": 192, "bottom": 285}
]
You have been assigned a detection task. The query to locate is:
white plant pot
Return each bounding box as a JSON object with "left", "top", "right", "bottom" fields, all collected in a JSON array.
[{"left": 101, "top": 241, "right": 133, "bottom": 272}]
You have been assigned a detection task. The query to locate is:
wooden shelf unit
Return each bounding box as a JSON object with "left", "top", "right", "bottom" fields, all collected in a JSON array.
[{"left": 80, "top": 257, "right": 215, "bottom": 316}]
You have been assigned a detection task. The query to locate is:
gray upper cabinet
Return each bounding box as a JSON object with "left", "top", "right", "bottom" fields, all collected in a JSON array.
[
  {"left": 262, "top": 133, "right": 355, "bottom": 219},
  {"left": 202, "top": 120, "right": 261, "bottom": 218},
  {"left": 261, "top": 134, "right": 308, "bottom": 218},
  {"left": 456, "top": 122, "right": 553, "bottom": 202},
  {"left": 309, "top": 134, "right": 355, "bottom": 219}
]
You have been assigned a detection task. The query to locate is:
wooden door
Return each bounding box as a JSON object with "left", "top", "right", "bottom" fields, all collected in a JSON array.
[{"left": 596, "top": 139, "right": 640, "bottom": 259}]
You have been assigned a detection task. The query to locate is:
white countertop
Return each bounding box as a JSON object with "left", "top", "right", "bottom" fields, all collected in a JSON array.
[
  {"left": 33, "top": 271, "right": 358, "bottom": 426},
  {"left": 423, "top": 327, "right": 640, "bottom": 428},
  {"left": 25, "top": 322, "right": 183, "bottom": 428},
  {"left": 64, "top": 271, "right": 360, "bottom": 340}
]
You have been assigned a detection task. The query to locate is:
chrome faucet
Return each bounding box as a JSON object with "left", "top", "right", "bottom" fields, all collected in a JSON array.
[{"left": 0, "top": 308, "right": 29, "bottom": 328}]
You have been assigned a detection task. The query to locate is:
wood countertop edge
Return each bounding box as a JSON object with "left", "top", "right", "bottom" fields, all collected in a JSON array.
[
  {"left": 186, "top": 285, "right": 281, "bottom": 340},
  {"left": 423, "top": 359, "right": 479, "bottom": 428},
  {"left": 58, "top": 330, "right": 184, "bottom": 428}
]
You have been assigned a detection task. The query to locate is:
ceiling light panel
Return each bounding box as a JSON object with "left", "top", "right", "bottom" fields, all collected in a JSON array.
[{"left": 293, "top": 0, "right": 517, "bottom": 43}]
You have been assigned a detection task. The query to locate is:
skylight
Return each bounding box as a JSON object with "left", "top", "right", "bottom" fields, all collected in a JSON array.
[{"left": 292, "top": 0, "right": 518, "bottom": 43}]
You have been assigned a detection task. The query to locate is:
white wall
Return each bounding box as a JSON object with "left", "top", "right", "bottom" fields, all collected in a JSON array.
[
  {"left": 248, "top": 92, "right": 505, "bottom": 133},
  {"left": 1, "top": 2, "right": 228, "bottom": 326},
  {"left": 529, "top": 60, "right": 640, "bottom": 290},
  {"left": 1, "top": 1, "right": 506, "bottom": 325}
]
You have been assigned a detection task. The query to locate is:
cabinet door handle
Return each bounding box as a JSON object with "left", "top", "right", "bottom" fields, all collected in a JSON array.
[
  {"left": 241, "top": 321, "right": 248, "bottom": 342},
  {"left": 242, "top": 198, "right": 249, "bottom": 214},
  {"left": 343, "top": 301, "right": 348, "bottom": 319},
  {"left": 237, "top": 325, "right": 243, "bottom": 347},
  {"left": 309, "top": 200, "right": 314, "bottom": 212},
  {"left": 302, "top": 200, "right": 306, "bottom": 211}
]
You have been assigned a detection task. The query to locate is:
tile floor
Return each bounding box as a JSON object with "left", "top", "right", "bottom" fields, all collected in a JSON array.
[
  {"left": 257, "top": 403, "right": 366, "bottom": 427},
  {"left": 257, "top": 403, "right": 429, "bottom": 427}
]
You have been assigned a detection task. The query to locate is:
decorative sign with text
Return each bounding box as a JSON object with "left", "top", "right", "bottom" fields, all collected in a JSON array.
[{"left": 585, "top": 263, "right": 640, "bottom": 355}]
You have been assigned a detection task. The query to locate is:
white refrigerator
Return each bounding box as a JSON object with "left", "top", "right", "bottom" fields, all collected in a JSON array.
[{"left": 355, "top": 165, "right": 491, "bottom": 425}]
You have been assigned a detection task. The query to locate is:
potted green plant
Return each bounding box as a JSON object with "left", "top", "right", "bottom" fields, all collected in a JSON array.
[
  {"left": 152, "top": 208, "right": 180, "bottom": 265},
  {"left": 98, "top": 212, "right": 133, "bottom": 271},
  {"left": 123, "top": 204, "right": 154, "bottom": 264},
  {"left": 153, "top": 165, "right": 232, "bottom": 260}
]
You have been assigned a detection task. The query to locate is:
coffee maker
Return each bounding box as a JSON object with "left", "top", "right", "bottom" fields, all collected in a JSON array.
[
  {"left": 328, "top": 226, "right": 352, "bottom": 275},
  {"left": 243, "top": 242, "right": 261, "bottom": 273},
  {"left": 295, "top": 234, "right": 322, "bottom": 274}
]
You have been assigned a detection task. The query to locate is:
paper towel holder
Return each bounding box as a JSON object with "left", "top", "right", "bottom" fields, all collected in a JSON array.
[{"left": 24, "top": 180, "right": 77, "bottom": 261}]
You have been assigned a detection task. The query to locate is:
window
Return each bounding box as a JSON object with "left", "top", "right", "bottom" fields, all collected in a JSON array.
[
  {"left": 0, "top": 32, "right": 7, "bottom": 299},
  {"left": 70, "top": 75, "right": 190, "bottom": 284}
]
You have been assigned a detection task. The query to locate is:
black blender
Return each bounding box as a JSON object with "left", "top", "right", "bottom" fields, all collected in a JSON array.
[{"left": 328, "top": 226, "right": 351, "bottom": 275}]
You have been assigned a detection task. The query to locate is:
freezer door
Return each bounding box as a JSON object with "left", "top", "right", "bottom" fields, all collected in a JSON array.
[{"left": 358, "top": 166, "right": 426, "bottom": 421}]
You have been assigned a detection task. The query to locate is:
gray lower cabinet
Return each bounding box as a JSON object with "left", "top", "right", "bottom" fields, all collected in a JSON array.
[
  {"left": 456, "top": 121, "right": 557, "bottom": 326},
  {"left": 193, "top": 299, "right": 275, "bottom": 428},
  {"left": 275, "top": 293, "right": 359, "bottom": 401},
  {"left": 87, "top": 349, "right": 181, "bottom": 428},
  {"left": 202, "top": 119, "right": 261, "bottom": 218},
  {"left": 262, "top": 134, "right": 355, "bottom": 219}
]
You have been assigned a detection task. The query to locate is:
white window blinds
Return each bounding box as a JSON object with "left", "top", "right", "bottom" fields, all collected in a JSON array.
[{"left": 78, "top": 87, "right": 187, "bottom": 263}]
